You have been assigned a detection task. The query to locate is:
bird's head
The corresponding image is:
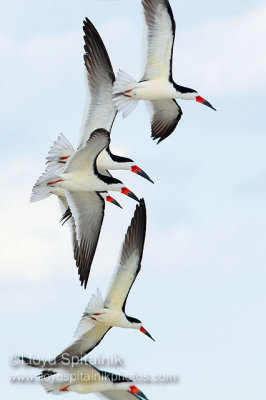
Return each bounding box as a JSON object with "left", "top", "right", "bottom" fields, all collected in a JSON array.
[
  {"left": 99, "top": 176, "right": 139, "bottom": 202},
  {"left": 117, "top": 160, "right": 154, "bottom": 184},
  {"left": 104, "top": 149, "right": 154, "bottom": 184},
  {"left": 174, "top": 83, "right": 216, "bottom": 110},
  {"left": 127, "top": 316, "right": 155, "bottom": 341}
]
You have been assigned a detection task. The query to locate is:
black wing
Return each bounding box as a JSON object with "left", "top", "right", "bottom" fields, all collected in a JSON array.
[
  {"left": 79, "top": 18, "right": 117, "bottom": 146},
  {"left": 104, "top": 199, "right": 146, "bottom": 312}
]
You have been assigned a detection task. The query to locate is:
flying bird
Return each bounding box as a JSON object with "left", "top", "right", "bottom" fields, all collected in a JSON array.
[
  {"left": 53, "top": 199, "right": 154, "bottom": 362},
  {"left": 23, "top": 199, "right": 153, "bottom": 362},
  {"left": 19, "top": 358, "right": 148, "bottom": 399},
  {"left": 32, "top": 129, "right": 139, "bottom": 288},
  {"left": 112, "top": 0, "right": 216, "bottom": 143},
  {"left": 30, "top": 18, "right": 153, "bottom": 287},
  {"left": 32, "top": 17, "right": 153, "bottom": 227},
  {"left": 46, "top": 133, "right": 153, "bottom": 183},
  {"left": 45, "top": 18, "right": 153, "bottom": 183}
]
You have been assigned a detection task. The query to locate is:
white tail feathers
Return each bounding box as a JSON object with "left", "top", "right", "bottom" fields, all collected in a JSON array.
[
  {"left": 113, "top": 70, "right": 137, "bottom": 94},
  {"left": 40, "top": 374, "right": 71, "bottom": 395},
  {"left": 74, "top": 289, "right": 103, "bottom": 338},
  {"left": 112, "top": 70, "right": 138, "bottom": 118},
  {"left": 30, "top": 171, "right": 62, "bottom": 203},
  {"left": 113, "top": 94, "right": 138, "bottom": 119},
  {"left": 46, "top": 133, "right": 74, "bottom": 174},
  {"left": 31, "top": 134, "right": 71, "bottom": 202},
  {"left": 86, "top": 288, "right": 103, "bottom": 314}
]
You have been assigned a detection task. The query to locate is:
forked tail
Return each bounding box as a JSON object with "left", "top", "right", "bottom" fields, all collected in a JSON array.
[
  {"left": 112, "top": 70, "right": 138, "bottom": 118},
  {"left": 46, "top": 133, "right": 74, "bottom": 173},
  {"left": 40, "top": 374, "right": 72, "bottom": 394},
  {"left": 74, "top": 288, "right": 103, "bottom": 338},
  {"left": 30, "top": 171, "right": 62, "bottom": 203}
]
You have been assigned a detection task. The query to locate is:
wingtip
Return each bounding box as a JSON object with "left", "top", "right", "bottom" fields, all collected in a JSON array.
[
  {"left": 151, "top": 133, "right": 164, "bottom": 145},
  {"left": 136, "top": 199, "right": 146, "bottom": 221},
  {"left": 83, "top": 17, "right": 91, "bottom": 30},
  {"left": 81, "top": 279, "right": 88, "bottom": 290},
  {"left": 18, "top": 356, "right": 35, "bottom": 367},
  {"left": 133, "top": 198, "right": 146, "bottom": 229},
  {"left": 138, "top": 198, "right": 145, "bottom": 207},
  {"left": 155, "top": 135, "right": 165, "bottom": 145}
]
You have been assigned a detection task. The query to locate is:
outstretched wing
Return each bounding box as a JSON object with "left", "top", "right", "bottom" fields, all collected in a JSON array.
[
  {"left": 57, "top": 195, "right": 79, "bottom": 262},
  {"left": 147, "top": 98, "right": 182, "bottom": 143},
  {"left": 20, "top": 357, "right": 102, "bottom": 379},
  {"left": 64, "top": 191, "right": 105, "bottom": 288},
  {"left": 141, "top": 0, "right": 176, "bottom": 81},
  {"left": 104, "top": 200, "right": 146, "bottom": 311},
  {"left": 79, "top": 18, "right": 117, "bottom": 147},
  {"left": 55, "top": 324, "right": 112, "bottom": 362}
]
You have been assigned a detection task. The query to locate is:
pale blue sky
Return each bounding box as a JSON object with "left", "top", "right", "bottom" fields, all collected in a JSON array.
[{"left": 1, "top": 0, "right": 266, "bottom": 399}]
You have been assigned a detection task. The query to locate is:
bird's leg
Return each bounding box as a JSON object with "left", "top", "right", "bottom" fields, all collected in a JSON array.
[
  {"left": 60, "top": 385, "right": 70, "bottom": 392},
  {"left": 58, "top": 156, "right": 69, "bottom": 164},
  {"left": 124, "top": 89, "right": 132, "bottom": 98},
  {"left": 89, "top": 312, "right": 104, "bottom": 322},
  {"left": 47, "top": 179, "right": 63, "bottom": 186}
]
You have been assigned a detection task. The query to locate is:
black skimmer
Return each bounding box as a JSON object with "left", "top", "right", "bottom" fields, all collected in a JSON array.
[
  {"left": 52, "top": 199, "right": 154, "bottom": 362},
  {"left": 25, "top": 200, "right": 153, "bottom": 362},
  {"left": 19, "top": 358, "right": 148, "bottom": 399},
  {"left": 32, "top": 129, "right": 139, "bottom": 288},
  {"left": 45, "top": 18, "right": 153, "bottom": 183},
  {"left": 30, "top": 19, "right": 153, "bottom": 287},
  {"left": 46, "top": 133, "right": 153, "bottom": 184},
  {"left": 112, "top": 0, "right": 216, "bottom": 143}
]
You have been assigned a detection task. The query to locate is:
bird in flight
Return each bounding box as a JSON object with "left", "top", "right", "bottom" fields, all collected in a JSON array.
[
  {"left": 113, "top": 0, "right": 216, "bottom": 143},
  {"left": 19, "top": 358, "right": 149, "bottom": 399},
  {"left": 20, "top": 200, "right": 154, "bottom": 363},
  {"left": 44, "top": 18, "right": 153, "bottom": 181},
  {"left": 32, "top": 129, "right": 140, "bottom": 288}
]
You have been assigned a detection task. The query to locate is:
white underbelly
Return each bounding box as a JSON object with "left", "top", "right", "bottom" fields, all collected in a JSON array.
[
  {"left": 95, "top": 310, "right": 127, "bottom": 327},
  {"left": 60, "top": 173, "right": 105, "bottom": 192},
  {"left": 133, "top": 79, "right": 175, "bottom": 100},
  {"left": 51, "top": 187, "right": 66, "bottom": 198},
  {"left": 72, "top": 382, "right": 112, "bottom": 394}
]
